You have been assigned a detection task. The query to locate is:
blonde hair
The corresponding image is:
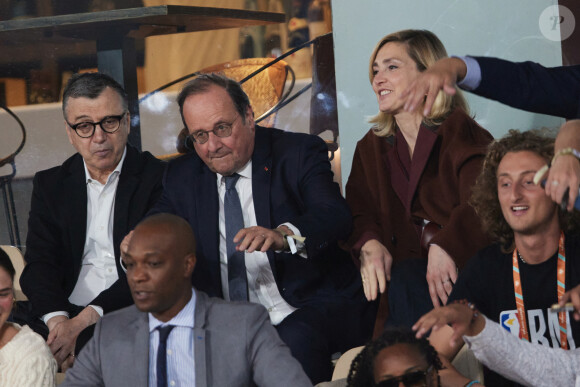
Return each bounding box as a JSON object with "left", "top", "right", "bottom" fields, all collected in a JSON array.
[{"left": 368, "top": 29, "right": 469, "bottom": 137}]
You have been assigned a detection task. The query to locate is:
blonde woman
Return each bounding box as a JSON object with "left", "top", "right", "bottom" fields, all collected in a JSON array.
[{"left": 345, "top": 29, "right": 493, "bottom": 328}]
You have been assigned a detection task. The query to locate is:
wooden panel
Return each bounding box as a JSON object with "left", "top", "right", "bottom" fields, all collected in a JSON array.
[{"left": 0, "top": 78, "right": 26, "bottom": 106}]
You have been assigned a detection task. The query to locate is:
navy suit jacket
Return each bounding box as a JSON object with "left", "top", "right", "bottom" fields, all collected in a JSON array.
[
  {"left": 152, "top": 127, "right": 362, "bottom": 307},
  {"left": 20, "top": 145, "right": 165, "bottom": 317},
  {"left": 473, "top": 56, "right": 580, "bottom": 119}
]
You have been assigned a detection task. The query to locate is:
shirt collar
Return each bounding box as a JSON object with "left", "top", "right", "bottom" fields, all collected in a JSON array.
[
  {"left": 83, "top": 146, "right": 127, "bottom": 184},
  {"left": 148, "top": 289, "right": 196, "bottom": 333},
  {"left": 216, "top": 160, "right": 252, "bottom": 187}
]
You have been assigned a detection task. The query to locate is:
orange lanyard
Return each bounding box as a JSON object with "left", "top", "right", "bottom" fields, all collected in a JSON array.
[{"left": 512, "top": 232, "right": 567, "bottom": 349}]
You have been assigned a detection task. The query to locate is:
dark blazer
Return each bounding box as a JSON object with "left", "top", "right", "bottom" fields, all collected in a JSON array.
[
  {"left": 61, "top": 290, "right": 313, "bottom": 387},
  {"left": 20, "top": 145, "right": 165, "bottom": 317},
  {"left": 345, "top": 109, "right": 493, "bottom": 269},
  {"left": 473, "top": 56, "right": 580, "bottom": 119},
  {"left": 151, "top": 127, "right": 361, "bottom": 307}
]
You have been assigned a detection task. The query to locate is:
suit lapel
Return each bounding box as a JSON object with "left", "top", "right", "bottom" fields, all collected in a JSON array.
[
  {"left": 63, "top": 155, "right": 87, "bottom": 275},
  {"left": 252, "top": 127, "right": 272, "bottom": 230},
  {"left": 130, "top": 311, "right": 150, "bottom": 386},
  {"left": 386, "top": 138, "right": 408, "bottom": 209},
  {"left": 113, "top": 147, "right": 140, "bottom": 253},
  {"left": 405, "top": 125, "right": 438, "bottom": 212},
  {"left": 251, "top": 128, "right": 276, "bottom": 270},
  {"left": 195, "top": 161, "right": 222, "bottom": 294},
  {"left": 193, "top": 291, "right": 208, "bottom": 386}
]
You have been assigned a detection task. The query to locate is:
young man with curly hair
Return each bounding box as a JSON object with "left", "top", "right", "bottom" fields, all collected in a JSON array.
[{"left": 430, "top": 129, "right": 580, "bottom": 386}]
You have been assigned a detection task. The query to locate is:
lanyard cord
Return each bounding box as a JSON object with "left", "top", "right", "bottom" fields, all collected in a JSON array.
[{"left": 512, "top": 231, "right": 568, "bottom": 349}]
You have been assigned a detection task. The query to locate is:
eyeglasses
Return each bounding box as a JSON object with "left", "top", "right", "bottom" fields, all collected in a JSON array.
[
  {"left": 375, "top": 367, "right": 432, "bottom": 387},
  {"left": 186, "top": 115, "right": 239, "bottom": 146},
  {"left": 67, "top": 112, "right": 127, "bottom": 138}
]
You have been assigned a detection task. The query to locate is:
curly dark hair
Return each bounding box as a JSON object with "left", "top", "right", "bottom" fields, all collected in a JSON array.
[
  {"left": 347, "top": 327, "right": 442, "bottom": 387},
  {"left": 470, "top": 129, "right": 580, "bottom": 251}
]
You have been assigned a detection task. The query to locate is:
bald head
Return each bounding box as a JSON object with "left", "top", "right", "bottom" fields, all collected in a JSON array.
[
  {"left": 125, "top": 213, "right": 197, "bottom": 322},
  {"left": 134, "top": 213, "right": 196, "bottom": 256}
]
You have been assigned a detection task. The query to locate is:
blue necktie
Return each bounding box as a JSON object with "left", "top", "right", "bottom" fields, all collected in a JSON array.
[
  {"left": 156, "top": 325, "right": 175, "bottom": 387},
  {"left": 224, "top": 174, "right": 248, "bottom": 301}
]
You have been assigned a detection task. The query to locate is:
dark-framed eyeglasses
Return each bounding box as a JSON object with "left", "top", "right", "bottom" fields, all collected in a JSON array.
[
  {"left": 375, "top": 367, "right": 432, "bottom": 387},
  {"left": 67, "top": 112, "right": 127, "bottom": 138},
  {"left": 185, "top": 115, "right": 240, "bottom": 146}
]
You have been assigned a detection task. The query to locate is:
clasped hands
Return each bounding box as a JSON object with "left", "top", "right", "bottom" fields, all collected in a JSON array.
[{"left": 46, "top": 306, "right": 100, "bottom": 371}]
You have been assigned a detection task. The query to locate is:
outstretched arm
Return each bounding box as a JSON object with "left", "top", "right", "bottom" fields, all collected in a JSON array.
[{"left": 415, "top": 303, "right": 580, "bottom": 387}]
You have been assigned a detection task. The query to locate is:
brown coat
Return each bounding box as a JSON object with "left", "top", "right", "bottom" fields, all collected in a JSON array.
[{"left": 345, "top": 109, "right": 493, "bottom": 269}]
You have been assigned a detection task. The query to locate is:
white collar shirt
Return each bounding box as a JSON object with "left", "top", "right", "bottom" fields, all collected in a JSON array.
[
  {"left": 217, "top": 161, "right": 297, "bottom": 325},
  {"left": 68, "top": 147, "right": 127, "bottom": 308},
  {"left": 148, "top": 290, "right": 196, "bottom": 387}
]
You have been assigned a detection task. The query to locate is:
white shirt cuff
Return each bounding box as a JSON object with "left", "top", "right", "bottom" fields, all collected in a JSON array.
[
  {"left": 42, "top": 311, "right": 69, "bottom": 325},
  {"left": 454, "top": 55, "right": 482, "bottom": 91},
  {"left": 88, "top": 305, "right": 104, "bottom": 317},
  {"left": 280, "top": 222, "right": 307, "bottom": 258}
]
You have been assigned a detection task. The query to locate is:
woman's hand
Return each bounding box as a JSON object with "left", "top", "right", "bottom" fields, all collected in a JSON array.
[
  {"left": 426, "top": 244, "right": 457, "bottom": 307},
  {"left": 559, "top": 284, "right": 580, "bottom": 321},
  {"left": 359, "top": 239, "right": 393, "bottom": 301},
  {"left": 545, "top": 119, "right": 580, "bottom": 211},
  {"left": 545, "top": 153, "right": 580, "bottom": 212},
  {"left": 413, "top": 303, "right": 486, "bottom": 347}
]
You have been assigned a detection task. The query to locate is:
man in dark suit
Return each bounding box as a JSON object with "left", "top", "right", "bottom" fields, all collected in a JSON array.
[
  {"left": 63, "top": 213, "right": 311, "bottom": 387},
  {"left": 19, "top": 73, "right": 165, "bottom": 370},
  {"left": 401, "top": 55, "right": 580, "bottom": 119},
  {"left": 148, "top": 74, "right": 372, "bottom": 384}
]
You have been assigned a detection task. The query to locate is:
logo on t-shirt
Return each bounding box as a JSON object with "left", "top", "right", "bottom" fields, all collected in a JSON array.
[
  {"left": 499, "top": 310, "right": 520, "bottom": 335},
  {"left": 499, "top": 309, "right": 576, "bottom": 349}
]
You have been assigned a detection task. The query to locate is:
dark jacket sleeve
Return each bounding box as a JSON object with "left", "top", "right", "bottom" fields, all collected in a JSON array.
[
  {"left": 344, "top": 133, "right": 391, "bottom": 264},
  {"left": 20, "top": 170, "right": 79, "bottom": 316},
  {"left": 427, "top": 116, "right": 493, "bottom": 268},
  {"left": 283, "top": 133, "right": 353, "bottom": 259},
  {"left": 474, "top": 56, "right": 580, "bottom": 119}
]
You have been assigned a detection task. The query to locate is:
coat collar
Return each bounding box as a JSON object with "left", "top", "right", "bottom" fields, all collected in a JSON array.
[{"left": 386, "top": 123, "right": 439, "bottom": 215}]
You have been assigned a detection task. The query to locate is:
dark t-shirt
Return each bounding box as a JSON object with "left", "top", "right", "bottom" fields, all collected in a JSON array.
[{"left": 448, "top": 233, "right": 580, "bottom": 386}]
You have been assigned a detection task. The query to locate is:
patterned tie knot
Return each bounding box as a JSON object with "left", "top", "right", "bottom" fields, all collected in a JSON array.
[{"left": 225, "top": 174, "right": 241, "bottom": 191}]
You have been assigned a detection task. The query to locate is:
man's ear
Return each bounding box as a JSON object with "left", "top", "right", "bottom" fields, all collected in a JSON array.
[
  {"left": 245, "top": 106, "right": 255, "bottom": 127},
  {"left": 125, "top": 112, "right": 131, "bottom": 135},
  {"left": 184, "top": 253, "right": 196, "bottom": 277},
  {"left": 65, "top": 123, "right": 75, "bottom": 146}
]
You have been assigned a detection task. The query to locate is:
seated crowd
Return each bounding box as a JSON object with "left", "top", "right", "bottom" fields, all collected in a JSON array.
[{"left": 3, "top": 26, "right": 580, "bottom": 387}]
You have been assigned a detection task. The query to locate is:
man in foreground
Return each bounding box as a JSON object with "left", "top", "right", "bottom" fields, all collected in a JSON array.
[
  {"left": 19, "top": 73, "right": 165, "bottom": 369},
  {"left": 63, "top": 213, "right": 311, "bottom": 386}
]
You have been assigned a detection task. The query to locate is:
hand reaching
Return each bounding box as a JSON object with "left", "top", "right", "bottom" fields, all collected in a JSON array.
[{"left": 401, "top": 57, "right": 467, "bottom": 116}]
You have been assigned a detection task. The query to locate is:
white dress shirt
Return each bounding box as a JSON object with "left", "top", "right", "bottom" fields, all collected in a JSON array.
[
  {"left": 42, "top": 148, "right": 126, "bottom": 324},
  {"left": 217, "top": 161, "right": 302, "bottom": 325},
  {"left": 148, "top": 290, "right": 196, "bottom": 387}
]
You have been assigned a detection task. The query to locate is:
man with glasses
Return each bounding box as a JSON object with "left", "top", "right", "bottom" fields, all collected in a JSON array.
[
  {"left": 19, "top": 72, "right": 165, "bottom": 370},
  {"left": 146, "top": 73, "right": 373, "bottom": 384}
]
